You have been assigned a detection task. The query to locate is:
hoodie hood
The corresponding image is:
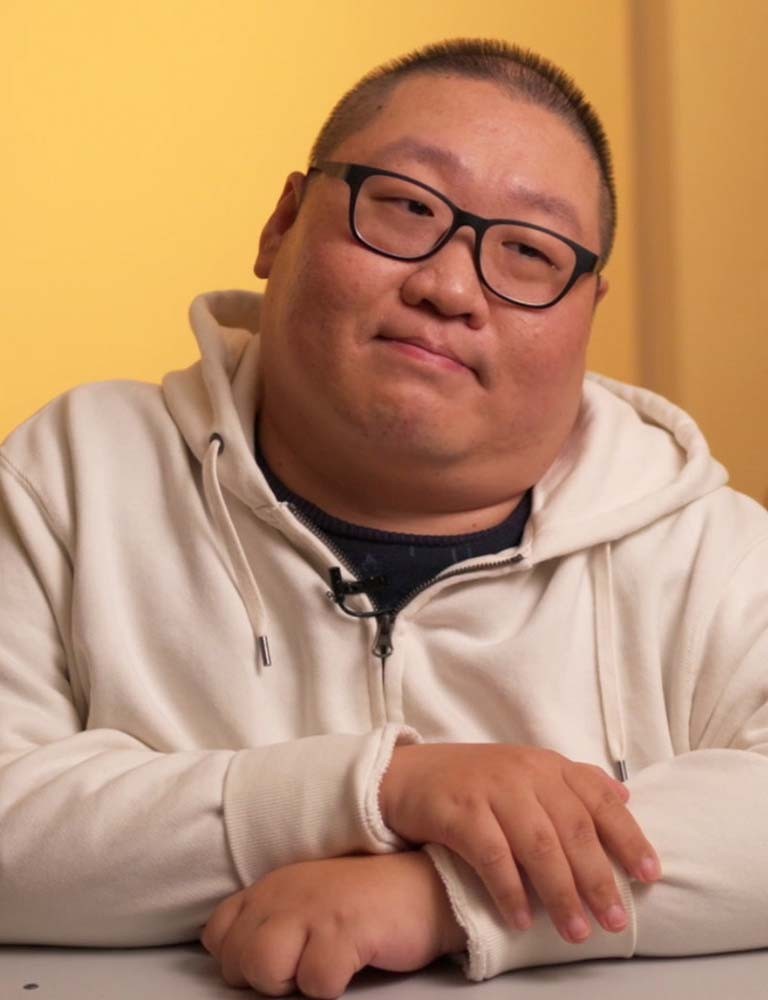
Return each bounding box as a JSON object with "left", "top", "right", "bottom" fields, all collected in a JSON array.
[{"left": 163, "top": 288, "right": 728, "bottom": 562}]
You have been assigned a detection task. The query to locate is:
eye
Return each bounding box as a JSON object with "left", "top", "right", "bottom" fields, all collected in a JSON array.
[
  {"left": 505, "top": 241, "right": 554, "bottom": 266},
  {"left": 372, "top": 194, "right": 435, "bottom": 218},
  {"left": 404, "top": 199, "right": 433, "bottom": 217}
]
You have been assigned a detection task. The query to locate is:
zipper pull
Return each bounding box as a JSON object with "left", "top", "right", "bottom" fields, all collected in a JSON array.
[{"left": 373, "top": 612, "right": 396, "bottom": 661}]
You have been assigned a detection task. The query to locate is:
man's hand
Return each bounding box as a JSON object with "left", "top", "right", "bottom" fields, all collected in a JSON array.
[
  {"left": 201, "top": 852, "right": 465, "bottom": 999},
  {"left": 380, "top": 744, "right": 661, "bottom": 944}
]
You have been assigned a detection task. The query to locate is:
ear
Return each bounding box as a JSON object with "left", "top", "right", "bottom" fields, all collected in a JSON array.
[
  {"left": 594, "top": 273, "right": 610, "bottom": 308},
  {"left": 254, "top": 172, "right": 308, "bottom": 279}
]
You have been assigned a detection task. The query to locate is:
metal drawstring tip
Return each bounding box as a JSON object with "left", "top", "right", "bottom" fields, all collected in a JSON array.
[
  {"left": 616, "top": 759, "right": 628, "bottom": 782},
  {"left": 257, "top": 635, "right": 272, "bottom": 669}
]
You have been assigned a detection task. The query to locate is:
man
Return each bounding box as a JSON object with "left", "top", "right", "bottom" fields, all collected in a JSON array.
[{"left": 1, "top": 38, "right": 767, "bottom": 1000}]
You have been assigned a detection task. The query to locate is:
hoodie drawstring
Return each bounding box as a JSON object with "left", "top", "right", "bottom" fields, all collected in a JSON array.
[
  {"left": 203, "top": 433, "right": 272, "bottom": 670},
  {"left": 592, "top": 542, "right": 629, "bottom": 781},
  {"left": 201, "top": 429, "right": 630, "bottom": 764}
]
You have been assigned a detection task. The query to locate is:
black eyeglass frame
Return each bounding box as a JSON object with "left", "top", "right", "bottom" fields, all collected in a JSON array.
[{"left": 309, "top": 160, "right": 602, "bottom": 309}]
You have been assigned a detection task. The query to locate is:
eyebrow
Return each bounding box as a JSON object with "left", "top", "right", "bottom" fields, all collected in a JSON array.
[{"left": 369, "top": 137, "right": 584, "bottom": 237}]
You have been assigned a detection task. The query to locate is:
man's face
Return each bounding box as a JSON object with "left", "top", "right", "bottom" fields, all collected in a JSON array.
[{"left": 255, "top": 74, "right": 606, "bottom": 490}]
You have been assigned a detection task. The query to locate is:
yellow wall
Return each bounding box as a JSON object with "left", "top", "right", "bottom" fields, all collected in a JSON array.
[
  {"left": 5, "top": 3, "right": 766, "bottom": 500},
  {"left": 1, "top": 0, "right": 636, "bottom": 435},
  {"left": 669, "top": 0, "right": 768, "bottom": 505},
  {"left": 632, "top": 0, "right": 768, "bottom": 504}
]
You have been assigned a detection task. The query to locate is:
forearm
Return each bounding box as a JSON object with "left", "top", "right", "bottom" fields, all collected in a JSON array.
[
  {"left": 425, "top": 748, "right": 768, "bottom": 980},
  {"left": 0, "top": 734, "right": 235, "bottom": 945},
  {"left": 0, "top": 725, "right": 415, "bottom": 945},
  {"left": 625, "top": 749, "right": 768, "bottom": 956},
  {"left": 425, "top": 845, "right": 634, "bottom": 980}
]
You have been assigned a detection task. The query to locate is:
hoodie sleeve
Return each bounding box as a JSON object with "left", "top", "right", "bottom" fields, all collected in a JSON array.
[
  {"left": 0, "top": 450, "right": 416, "bottom": 947},
  {"left": 423, "top": 536, "right": 768, "bottom": 980}
]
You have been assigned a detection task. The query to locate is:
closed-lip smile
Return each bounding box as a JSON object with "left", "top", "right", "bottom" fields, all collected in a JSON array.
[{"left": 376, "top": 334, "right": 475, "bottom": 376}]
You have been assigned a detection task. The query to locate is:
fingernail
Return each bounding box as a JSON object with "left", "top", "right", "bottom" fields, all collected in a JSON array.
[
  {"left": 604, "top": 904, "right": 627, "bottom": 930},
  {"left": 514, "top": 909, "right": 532, "bottom": 931},
  {"left": 566, "top": 915, "right": 591, "bottom": 942},
  {"left": 639, "top": 856, "right": 661, "bottom": 881}
]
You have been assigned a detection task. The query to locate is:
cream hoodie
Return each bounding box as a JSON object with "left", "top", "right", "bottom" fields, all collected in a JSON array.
[{"left": 1, "top": 289, "right": 767, "bottom": 980}]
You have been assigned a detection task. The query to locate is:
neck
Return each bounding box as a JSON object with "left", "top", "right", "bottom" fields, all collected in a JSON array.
[{"left": 257, "top": 412, "right": 528, "bottom": 535}]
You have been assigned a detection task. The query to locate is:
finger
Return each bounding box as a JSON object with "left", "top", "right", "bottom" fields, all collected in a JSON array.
[
  {"left": 580, "top": 763, "right": 630, "bottom": 803},
  {"left": 540, "top": 790, "right": 629, "bottom": 935},
  {"left": 496, "top": 794, "right": 592, "bottom": 945},
  {"left": 566, "top": 768, "right": 661, "bottom": 883},
  {"left": 296, "top": 924, "right": 365, "bottom": 1000},
  {"left": 610, "top": 778, "right": 630, "bottom": 803},
  {"left": 201, "top": 891, "right": 245, "bottom": 958},
  {"left": 438, "top": 804, "right": 533, "bottom": 931},
  {"left": 227, "top": 914, "right": 308, "bottom": 995}
]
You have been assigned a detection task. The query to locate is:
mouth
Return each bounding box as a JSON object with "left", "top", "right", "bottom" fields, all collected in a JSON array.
[{"left": 375, "top": 335, "right": 475, "bottom": 376}]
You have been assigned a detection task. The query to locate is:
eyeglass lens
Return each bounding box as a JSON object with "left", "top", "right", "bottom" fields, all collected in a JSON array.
[{"left": 354, "top": 173, "right": 577, "bottom": 306}]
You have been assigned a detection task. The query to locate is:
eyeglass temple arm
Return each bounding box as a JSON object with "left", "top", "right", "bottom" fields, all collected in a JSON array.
[{"left": 309, "top": 160, "right": 349, "bottom": 180}]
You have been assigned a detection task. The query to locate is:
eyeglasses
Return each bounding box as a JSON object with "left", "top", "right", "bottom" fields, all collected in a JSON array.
[{"left": 310, "top": 161, "right": 601, "bottom": 309}]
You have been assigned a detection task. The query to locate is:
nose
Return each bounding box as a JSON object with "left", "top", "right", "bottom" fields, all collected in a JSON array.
[{"left": 399, "top": 228, "right": 490, "bottom": 329}]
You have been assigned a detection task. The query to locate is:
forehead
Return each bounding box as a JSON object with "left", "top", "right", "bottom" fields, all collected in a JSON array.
[{"left": 330, "top": 74, "right": 602, "bottom": 246}]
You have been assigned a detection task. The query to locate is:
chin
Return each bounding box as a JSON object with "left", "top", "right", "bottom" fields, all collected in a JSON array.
[{"left": 355, "top": 402, "right": 473, "bottom": 462}]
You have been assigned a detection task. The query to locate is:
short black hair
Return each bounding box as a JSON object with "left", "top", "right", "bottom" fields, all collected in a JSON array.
[{"left": 310, "top": 38, "right": 616, "bottom": 263}]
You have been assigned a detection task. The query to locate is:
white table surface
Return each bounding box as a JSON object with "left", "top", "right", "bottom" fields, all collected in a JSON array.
[{"left": 3, "top": 945, "right": 768, "bottom": 999}]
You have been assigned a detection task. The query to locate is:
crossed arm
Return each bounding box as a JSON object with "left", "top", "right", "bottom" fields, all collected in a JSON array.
[
  {"left": 3, "top": 448, "right": 768, "bottom": 998},
  {"left": 202, "top": 743, "right": 660, "bottom": 997}
]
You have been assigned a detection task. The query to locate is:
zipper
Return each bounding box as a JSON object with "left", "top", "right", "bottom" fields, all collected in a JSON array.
[
  {"left": 370, "top": 552, "right": 525, "bottom": 662},
  {"left": 372, "top": 554, "right": 523, "bottom": 670},
  {"left": 372, "top": 611, "right": 395, "bottom": 659},
  {"left": 385, "top": 553, "right": 525, "bottom": 619},
  {"left": 284, "top": 502, "right": 363, "bottom": 582},
  {"left": 285, "top": 501, "right": 524, "bottom": 663},
  {"left": 286, "top": 500, "right": 394, "bottom": 671}
]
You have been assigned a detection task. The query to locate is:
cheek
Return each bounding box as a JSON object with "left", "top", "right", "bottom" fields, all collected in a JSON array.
[
  {"left": 497, "top": 309, "right": 590, "bottom": 386},
  {"left": 284, "top": 247, "right": 390, "bottom": 355},
  {"left": 261, "top": 233, "right": 402, "bottom": 401},
  {"left": 488, "top": 299, "right": 593, "bottom": 434}
]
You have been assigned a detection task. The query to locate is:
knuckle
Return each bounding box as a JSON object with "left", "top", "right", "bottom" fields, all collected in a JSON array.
[
  {"left": 436, "top": 811, "right": 468, "bottom": 849},
  {"left": 596, "top": 787, "right": 621, "bottom": 811},
  {"left": 475, "top": 839, "right": 510, "bottom": 871},
  {"left": 220, "top": 960, "right": 249, "bottom": 990},
  {"left": 296, "top": 941, "right": 353, "bottom": 1000},
  {"left": 577, "top": 761, "right": 609, "bottom": 779},
  {"left": 585, "top": 876, "right": 617, "bottom": 903},
  {"left": 237, "top": 926, "right": 301, "bottom": 997},
  {"left": 436, "top": 800, "right": 486, "bottom": 850},
  {"left": 518, "top": 746, "right": 556, "bottom": 776},
  {"left": 564, "top": 817, "right": 597, "bottom": 848},
  {"left": 524, "top": 826, "right": 559, "bottom": 863},
  {"left": 448, "top": 788, "right": 487, "bottom": 814},
  {"left": 296, "top": 971, "right": 339, "bottom": 1000},
  {"left": 589, "top": 790, "right": 625, "bottom": 825},
  {"left": 200, "top": 895, "right": 243, "bottom": 956},
  {"left": 240, "top": 955, "right": 283, "bottom": 994},
  {"left": 537, "top": 747, "right": 565, "bottom": 772},
  {"left": 494, "top": 882, "right": 524, "bottom": 910},
  {"left": 545, "top": 887, "right": 577, "bottom": 914}
]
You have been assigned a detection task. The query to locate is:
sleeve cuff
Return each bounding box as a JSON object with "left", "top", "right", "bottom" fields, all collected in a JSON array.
[
  {"left": 423, "top": 843, "right": 637, "bottom": 981},
  {"left": 223, "top": 724, "right": 421, "bottom": 886}
]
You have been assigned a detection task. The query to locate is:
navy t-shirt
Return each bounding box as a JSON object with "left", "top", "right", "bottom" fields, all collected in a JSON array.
[{"left": 255, "top": 435, "right": 531, "bottom": 612}]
